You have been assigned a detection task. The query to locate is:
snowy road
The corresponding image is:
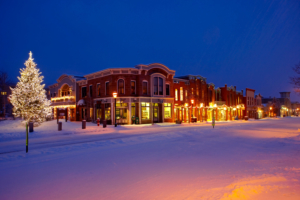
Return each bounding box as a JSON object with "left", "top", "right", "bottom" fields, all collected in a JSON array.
[{"left": 0, "top": 118, "right": 300, "bottom": 199}]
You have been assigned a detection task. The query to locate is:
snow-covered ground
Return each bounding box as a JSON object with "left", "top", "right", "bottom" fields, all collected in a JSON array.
[{"left": 0, "top": 118, "right": 300, "bottom": 199}]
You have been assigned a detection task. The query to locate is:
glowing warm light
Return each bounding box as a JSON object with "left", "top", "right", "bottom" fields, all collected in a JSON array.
[
  {"left": 224, "top": 107, "right": 227, "bottom": 110},
  {"left": 233, "top": 108, "right": 236, "bottom": 111},
  {"left": 191, "top": 99, "right": 194, "bottom": 104},
  {"left": 113, "top": 92, "right": 117, "bottom": 98},
  {"left": 270, "top": 107, "right": 272, "bottom": 110},
  {"left": 214, "top": 104, "right": 217, "bottom": 108},
  {"left": 200, "top": 103, "right": 203, "bottom": 108},
  {"left": 51, "top": 96, "right": 75, "bottom": 102}
]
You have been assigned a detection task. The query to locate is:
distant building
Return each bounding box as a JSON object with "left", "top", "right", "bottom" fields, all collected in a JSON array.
[
  {"left": 0, "top": 85, "right": 13, "bottom": 118},
  {"left": 255, "top": 93, "right": 264, "bottom": 119},
  {"left": 262, "top": 92, "right": 291, "bottom": 117},
  {"left": 291, "top": 101, "right": 300, "bottom": 116},
  {"left": 244, "top": 88, "right": 256, "bottom": 118}
]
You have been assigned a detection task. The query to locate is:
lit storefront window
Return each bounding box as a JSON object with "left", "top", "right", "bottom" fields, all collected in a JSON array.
[
  {"left": 141, "top": 102, "right": 150, "bottom": 120},
  {"left": 175, "top": 89, "right": 178, "bottom": 101},
  {"left": 164, "top": 103, "right": 172, "bottom": 118},
  {"left": 90, "top": 108, "right": 93, "bottom": 118},
  {"left": 105, "top": 104, "right": 111, "bottom": 120},
  {"left": 96, "top": 104, "right": 101, "bottom": 119},
  {"left": 131, "top": 103, "right": 135, "bottom": 117}
]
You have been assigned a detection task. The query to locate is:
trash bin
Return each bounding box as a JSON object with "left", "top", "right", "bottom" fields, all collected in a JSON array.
[
  {"left": 29, "top": 122, "right": 34, "bottom": 132},
  {"left": 58, "top": 122, "right": 62, "bottom": 131},
  {"left": 103, "top": 120, "right": 107, "bottom": 128},
  {"left": 131, "top": 116, "right": 136, "bottom": 124},
  {"left": 135, "top": 117, "right": 139, "bottom": 124},
  {"left": 82, "top": 120, "right": 86, "bottom": 129},
  {"left": 244, "top": 116, "right": 249, "bottom": 121}
]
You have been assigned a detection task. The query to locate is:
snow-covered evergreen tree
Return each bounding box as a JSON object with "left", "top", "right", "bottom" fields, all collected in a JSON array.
[{"left": 9, "top": 51, "right": 51, "bottom": 125}]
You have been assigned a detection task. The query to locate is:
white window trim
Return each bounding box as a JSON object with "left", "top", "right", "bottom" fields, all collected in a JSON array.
[
  {"left": 142, "top": 80, "right": 148, "bottom": 95},
  {"left": 96, "top": 83, "right": 100, "bottom": 96},
  {"left": 89, "top": 84, "right": 93, "bottom": 97},
  {"left": 105, "top": 81, "right": 109, "bottom": 96},
  {"left": 131, "top": 80, "right": 136, "bottom": 95},
  {"left": 150, "top": 73, "right": 166, "bottom": 97},
  {"left": 164, "top": 103, "right": 172, "bottom": 119},
  {"left": 117, "top": 78, "right": 125, "bottom": 95},
  {"left": 81, "top": 86, "right": 87, "bottom": 98}
]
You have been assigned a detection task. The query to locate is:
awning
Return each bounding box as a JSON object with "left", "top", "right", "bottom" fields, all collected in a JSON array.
[{"left": 77, "top": 99, "right": 86, "bottom": 106}]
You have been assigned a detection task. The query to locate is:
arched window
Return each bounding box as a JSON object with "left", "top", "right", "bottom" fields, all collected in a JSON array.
[
  {"left": 118, "top": 79, "right": 124, "bottom": 94},
  {"left": 153, "top": 77, "right": 163, "bottom": 95}
]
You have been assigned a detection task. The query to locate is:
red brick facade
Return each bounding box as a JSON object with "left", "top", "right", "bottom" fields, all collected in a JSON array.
[{"left": 50, "top": 63, "right": 251, "bottom": 124}]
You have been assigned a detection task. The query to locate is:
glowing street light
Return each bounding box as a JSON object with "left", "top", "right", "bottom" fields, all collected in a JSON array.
[
  {"left": 113, "top": 92, "right": 117, "bottom": 127},
  {"left": 190, "top": 99, "right": 194, "bottom": 122}
]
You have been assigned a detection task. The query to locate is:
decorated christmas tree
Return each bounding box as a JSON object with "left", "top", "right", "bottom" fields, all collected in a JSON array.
[{"left": 9, "top": 51, "right": 51, "bottom": 125}]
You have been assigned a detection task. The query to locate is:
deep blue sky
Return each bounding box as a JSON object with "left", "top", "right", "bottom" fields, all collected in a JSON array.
[{"left": 0, "top": 0, "right": 299, "bottom": 100}]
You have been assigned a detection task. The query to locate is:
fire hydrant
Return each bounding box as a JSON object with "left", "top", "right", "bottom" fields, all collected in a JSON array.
[{"left": 97, "top": 118, "right": 100, "bottom": 126}]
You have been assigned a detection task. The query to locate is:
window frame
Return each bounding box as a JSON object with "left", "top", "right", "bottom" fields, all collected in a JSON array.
[
  {"left": 117, "top": 79, "right": 125, "bottom": 95},
  {"left": 166, "top": 84, "right": 170, "bottom": 96},
  {"left": 89, "top": 84, "right": 93, "bottom": 98},
  {"left": 81, "top": 86, "right": 87, "bottom": 98},
  {"left": 97, "top": 83, "right": 101, "bottom": 96},
  {"left": 142, "top": 81, "right": 148, "bottom": 95},
  {"left": 131, "top": 80, "right": 136, "bottom": 95},
  {"left": 180, "top": 87, "right": 183, "bottom": 101},
  {"left": 164, "top": 103, "right": 172, "bottom": 119},
  {"left": 105, "top": 81, "right": 109, "bottom": 96}
]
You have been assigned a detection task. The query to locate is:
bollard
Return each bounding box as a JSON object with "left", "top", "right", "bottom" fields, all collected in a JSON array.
[
  {"left": 29, "top": 122, "right": 34, "bottom": 132},
  {"left": 82, "top": 120, "right": 86, "bottom": 129},
  {"left": 103, "top": 120, "right": 106, "bottom": 128},
  {"left": 26, "top": 122, "right": 28, "bottom": 153},
  {"left": 97, "top": 118, "right": 100, "bottom": 126},
  {"left": 58, "top": 122, "right": 62, "bottom": 131}
]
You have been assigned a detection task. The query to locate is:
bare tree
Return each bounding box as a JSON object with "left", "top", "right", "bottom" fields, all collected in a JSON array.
[{"left": 290, "top": 62, "right": 300, "bottom": 95}]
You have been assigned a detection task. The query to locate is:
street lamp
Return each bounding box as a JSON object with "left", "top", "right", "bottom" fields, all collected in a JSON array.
[
  {"left": 191, "top": 99, "right": 194, "bottom": 118},
  {"left": 113, "top": 92, "right": 117, "bottom": 127},
  {"left": 269, "top": 107, "right": 272, "bottom": 117}
]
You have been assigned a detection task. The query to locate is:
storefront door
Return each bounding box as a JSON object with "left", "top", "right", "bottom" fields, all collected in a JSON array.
[
  {"left": 116, "top": 108, "right": 128, "bottom": 124},
  {"left": 153, "top": 107, "right": 159, "bottom": 123}
]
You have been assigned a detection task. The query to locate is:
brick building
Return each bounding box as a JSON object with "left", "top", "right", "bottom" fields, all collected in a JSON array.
[
  {"left": 173, "top": 75, "right": 210, "bottom": 122},
  {"left": 49, "top": 63, "right": 248, "bottom": 124},
  {"left": 50, "top": 63, "right": 175, "bottom": 125},
  {"left": 218, "top": 84, "right": 245, "bottom": 120}
]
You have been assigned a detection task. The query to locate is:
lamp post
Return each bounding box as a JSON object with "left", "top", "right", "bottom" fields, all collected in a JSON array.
[
  {"left": 232, "top": 107, "right": 236, "bottom": 120},
  {"left": 191, "top": 99, "right": 194, "bottom": 119},
  {"left": 212, "top": 104, "right": 217, "bottom": 128},
  {"left": 270, "top": 107, "right": 272, "bottom": 117},
  {"left": 113, "top": 92, "right": 117, "bottom": 127}
]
